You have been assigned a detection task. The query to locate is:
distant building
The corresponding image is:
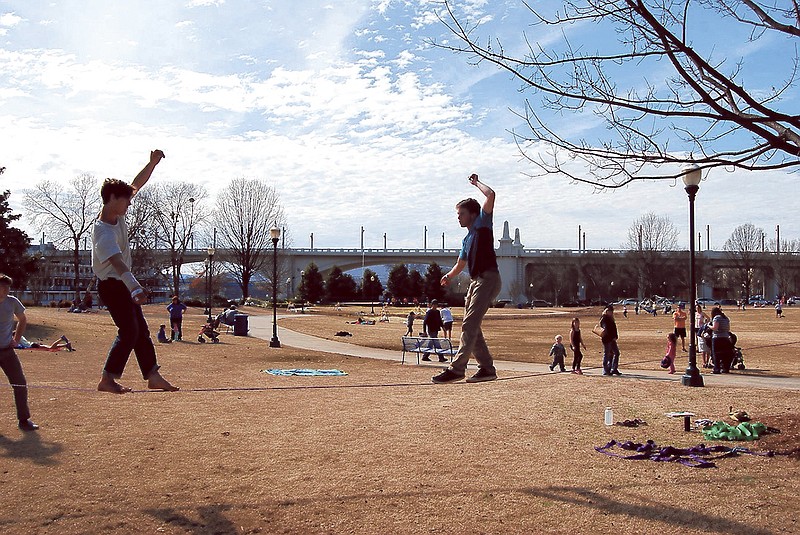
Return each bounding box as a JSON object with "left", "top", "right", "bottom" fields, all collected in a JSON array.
[{"left": 21, "top": 243, "right": 171, "bottom": 305}]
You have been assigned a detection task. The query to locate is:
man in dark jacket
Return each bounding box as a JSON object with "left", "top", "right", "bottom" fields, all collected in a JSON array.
[{"left": 422, "top": 300, "right": 446, "bottom": 362}]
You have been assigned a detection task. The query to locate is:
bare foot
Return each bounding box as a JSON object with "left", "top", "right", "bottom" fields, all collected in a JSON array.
[
  {"left": 97, "top": 376, "right": 132, "bottom": 394},
  {"left": 147, "top": 372, "right": 180, "bottom": 392}
]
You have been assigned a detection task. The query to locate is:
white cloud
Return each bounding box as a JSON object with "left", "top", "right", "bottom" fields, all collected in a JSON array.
[
  {"left": 186, "top": 0, "right": 225, "bottom": 7},
  {"left": 0, "top": 0, "right": 797, "bottom": 253},
  {"left": 0, "top": 12, "right": 23, "bottom": 27}
]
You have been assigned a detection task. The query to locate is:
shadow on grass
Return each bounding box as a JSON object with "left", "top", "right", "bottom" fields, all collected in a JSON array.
[
  {"left": 521, "top": 485, "right": 775, "bottom": 535},
  {"left": 144, "top": 505, "right": 237, "bottom": 533},
  {"left": 0, "top": 430, "right": 63, "bottom": 466}
]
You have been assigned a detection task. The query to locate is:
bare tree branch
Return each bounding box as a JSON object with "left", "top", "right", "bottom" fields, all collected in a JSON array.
[{"left": 436, "top": 0, "right": 800, "bottom": 186}]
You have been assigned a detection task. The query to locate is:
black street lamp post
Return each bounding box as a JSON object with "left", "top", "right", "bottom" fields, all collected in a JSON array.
[
  {"left": 269, "top": 226, "right": 281, "bottom": 348},
  {"left": 206, "top": 246, "right": 215, "bottom": 322},
  {"left": 370, "top": 275, "right": 376, "bottom": 314},
  {"left": 682, "top": 163, "right": 704, "bottom": 387}
]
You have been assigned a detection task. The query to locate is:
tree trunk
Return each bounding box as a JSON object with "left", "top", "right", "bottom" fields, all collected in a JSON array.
[
  {"left": 73, "top": 238, "right": 81, "bottom": 302},
  {"left": 240, "top": 270, "right": 251, "bottom": 301}
]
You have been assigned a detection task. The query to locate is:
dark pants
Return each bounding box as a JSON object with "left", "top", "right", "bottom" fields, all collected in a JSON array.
[
  {"left": 712, "top": 336, "right": 733, "bottom": 373},
  {"left": 98, "top": 279, "right": 159, "bottom": 380},
  {"left": 551, "top": 353, "right": 565, "bottom": 370},
  {"left": 0, "top": 348, "right": 30, "bottom": 421},
  {"left": 170, "top": 317, "right": 183, "bottom": 340},
  {"left": 572, "top": 348, "right": 583, "bottom": 370},
  {"left": 426, "top": 330, "right": 441, "bottom": 350},
  {"left": 602, "top": 340, "right": 620, "bottom": 374}
]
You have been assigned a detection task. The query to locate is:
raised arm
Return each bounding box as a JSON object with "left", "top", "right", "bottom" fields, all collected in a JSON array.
[
  {"left": 469, "top": 173, "right": 495, "bottom": 214},
  {"left": 131, "top": 150, "right": 166, "bottom": 196}
]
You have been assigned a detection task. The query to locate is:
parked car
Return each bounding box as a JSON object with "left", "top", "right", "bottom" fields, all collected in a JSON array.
[
  {"left": 788, "top": 296, "right": 797, "bottom": 305},
  {"left": 527, "top": 299, "right": 553, "bottom": 307},
  {"left": 719, "top": 299, "right": 738, "bottom": 307},
  {"left": 494, "top": 299, "right": 513, "bottom": 308},
  {"left": 696, "top": 298, "right": 720, "bottom": 307}
]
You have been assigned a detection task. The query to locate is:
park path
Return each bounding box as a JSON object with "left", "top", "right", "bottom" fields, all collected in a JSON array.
[{"left": 248, "top": 314, "right": 800, "bottom": 391}]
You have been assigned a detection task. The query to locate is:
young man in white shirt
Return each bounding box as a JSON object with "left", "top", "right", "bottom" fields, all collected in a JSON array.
[{"left": 92, "top": 150, "right": 178, "bottom": 394}]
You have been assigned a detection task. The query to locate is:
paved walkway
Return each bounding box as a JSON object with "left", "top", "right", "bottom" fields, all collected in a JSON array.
[{"left": 249, "top": 314, "right": 800, "bottom": 391}]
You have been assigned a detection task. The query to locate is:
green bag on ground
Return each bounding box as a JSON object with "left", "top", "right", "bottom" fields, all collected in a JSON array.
[{"left": 702, "top": 420, "right": 767, "bottom": 441}]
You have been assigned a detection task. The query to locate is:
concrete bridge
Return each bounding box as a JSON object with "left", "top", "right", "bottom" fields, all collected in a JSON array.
[
  {"left": 177, "top": 221, "right": 798, "bottom": 302},
  {"left": 35, "top": 220, "right": 796, "bottom": 303}
]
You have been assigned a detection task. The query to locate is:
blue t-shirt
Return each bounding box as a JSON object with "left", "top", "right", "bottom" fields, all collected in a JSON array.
[
  {"left": 167, "top": 302, "right": 187, "bottom": 319},
  {"left": 459, "top": 209, "right": 498, "bottom": 278},
  {"left": 459, "top": 209, "right": 492, "bottom": 260}
]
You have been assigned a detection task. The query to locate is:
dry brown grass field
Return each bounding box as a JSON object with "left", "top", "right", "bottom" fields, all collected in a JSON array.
[
  {"left": 0, "top": 304, "right": 798, "bottom": 534},
  {"left": 282, "top": 304, "right": 800, "bottom": 377}
]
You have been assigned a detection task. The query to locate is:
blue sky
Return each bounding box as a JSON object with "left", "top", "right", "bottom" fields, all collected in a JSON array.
[{"left": 0, "top": 0, "right": 796, "bottom": 252}]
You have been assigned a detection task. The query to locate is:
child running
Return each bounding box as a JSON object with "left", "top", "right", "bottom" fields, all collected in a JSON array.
[
  {"left": 663, "top": 332, "right": 678, "bottom": 374},
  {"left": 404, "top": 311, "right": 415, "bottom": 336},
  {"left": 549, "top": 335, "right": 567, "bottom": 372},
  {"left": 569, "top": 318, "right": 587, "bottom": 374}
]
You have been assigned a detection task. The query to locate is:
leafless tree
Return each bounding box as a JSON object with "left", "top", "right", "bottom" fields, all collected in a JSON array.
[
  {"left": 625, "top": 213, "right": 679, "bottom": 251},
  {"left": 124, "top": 189, "right": 166, "bottom": 288},
  {"left": 770, "top": 237, "right": 800, "bottom": 298},
  {"left": 724, "top": 222, "right": 764, "bottom": 301},
  {"left": 149, "top": 182, "right": 209, "bottom": 298},
  {"left": 438, "top": 0, "right": 800, "bottom": 187},
  {"left": 24, "top": 174, "right": 101, "bottom": 300},
  {"left": 213, "top": 178, "right": 286, "bottom": 300},
  {"left": 624, "top": 213, "right": 678, "bottom": 297}
]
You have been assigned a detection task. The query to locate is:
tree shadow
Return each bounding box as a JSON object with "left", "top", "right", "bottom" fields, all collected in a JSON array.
[
  {"left": 0, "top": 430, "right": 63, "bottom": 466},
  {"left": 144, "top": 504, "right": 237, "bottom": 534},
  {"left": 521, "top": 485, "right": 776, "bottom": 535}
]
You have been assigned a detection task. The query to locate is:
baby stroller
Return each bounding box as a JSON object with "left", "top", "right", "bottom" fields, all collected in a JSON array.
[
  {"left": 729, "top": 333, "right": 745, "bottom": 370},
  {"left": 197, "top": 321, "right": 220, "bottom": 343}
]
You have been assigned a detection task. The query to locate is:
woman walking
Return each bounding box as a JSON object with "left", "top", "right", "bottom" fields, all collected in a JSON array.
[{"left": 710, "top": 306, "right": 733, "bottom": 374}]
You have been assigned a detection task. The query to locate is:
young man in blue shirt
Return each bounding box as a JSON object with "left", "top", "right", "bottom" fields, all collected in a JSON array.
[{"left": 433, "top": 174, "right": 501, "bottom": 383}]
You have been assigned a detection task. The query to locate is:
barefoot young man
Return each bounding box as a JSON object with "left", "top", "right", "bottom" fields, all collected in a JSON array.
[
  {"left": 433, "top": 174, "right": 501, "bottom": 384},
  {"left": 92, "top": 150, "right": 178, "bottom": 394}
]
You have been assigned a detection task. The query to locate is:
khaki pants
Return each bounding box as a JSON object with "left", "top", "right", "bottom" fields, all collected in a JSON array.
[{"left": 450, "top": 271, "right": 501, "bottom": 374}]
